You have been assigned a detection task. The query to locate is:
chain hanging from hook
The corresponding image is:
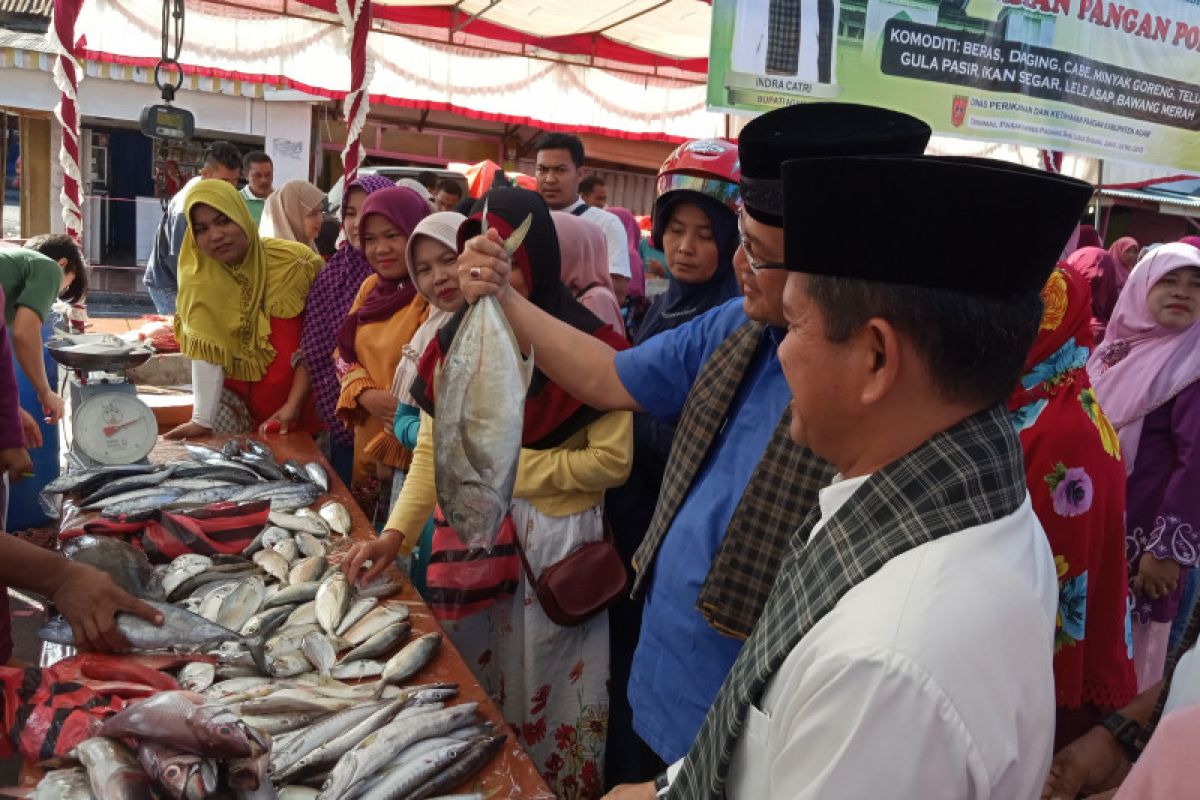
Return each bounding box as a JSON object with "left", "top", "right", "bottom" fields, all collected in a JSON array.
[{"left": 153, "top": 0, "right": 185, "bottom": 104}]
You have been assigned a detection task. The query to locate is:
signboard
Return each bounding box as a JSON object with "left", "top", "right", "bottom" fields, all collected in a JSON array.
[{"left": 708, "top": 0, "right": 1200, "bottom": 171}]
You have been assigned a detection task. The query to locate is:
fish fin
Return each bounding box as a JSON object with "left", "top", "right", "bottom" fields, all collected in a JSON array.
[
  {"left": 244, "top": 636, "right": 269, "bottom": 675},
  {"left": 520, "top": 345, "right": 534, "bottom": 390},
  {"left": 504, "top": 214, "right": 534, "bottom": 256}
]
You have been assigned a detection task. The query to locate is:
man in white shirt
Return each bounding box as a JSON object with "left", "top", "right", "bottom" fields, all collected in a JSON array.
[
  {"left": 605, "top": 155, "right": 1094, "bottom": 799},
  {"left": 533, "top": 133, "right": 632, "bottom": 303}
]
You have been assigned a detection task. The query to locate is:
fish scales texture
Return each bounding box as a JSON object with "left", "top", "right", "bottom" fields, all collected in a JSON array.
[
  {"left": 31, "top": 768, "right": 92, "bottom": 800},
  {"left": 317, "top": 703, "right": 477, "bottom": 800},
  {"left": 355, "top": 740, "right": 472, "bottom": 800},
  {"left": 75, "top": 736, "right": 154, "bottom": 800},
  {"left": 434, "top": 295, "right": 530, "bottom": 549},
  {"left": 404, "top": 734, "right": 506, "bottom": 800}
]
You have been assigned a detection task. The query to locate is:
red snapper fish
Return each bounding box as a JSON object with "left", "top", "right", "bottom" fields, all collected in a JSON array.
[{"left": 98, "top": 690, "right": 253, "bottom": 759}]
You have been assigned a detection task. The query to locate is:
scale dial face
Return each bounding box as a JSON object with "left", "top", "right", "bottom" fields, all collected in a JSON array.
[{"left": 73, "top": 393, "right": 159, "bottom": 464}]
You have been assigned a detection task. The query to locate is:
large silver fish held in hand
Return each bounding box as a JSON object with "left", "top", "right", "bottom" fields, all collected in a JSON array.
[{"left": 434, "top": 207, "right": 533, "bottom": 549}]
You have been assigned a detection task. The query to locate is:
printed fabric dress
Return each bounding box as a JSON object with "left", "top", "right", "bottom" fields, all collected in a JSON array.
[{"left": 1008, "top": 267, "right": 1136, "bottom": 721}]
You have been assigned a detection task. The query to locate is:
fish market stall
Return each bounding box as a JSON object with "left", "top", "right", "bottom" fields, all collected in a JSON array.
[{"left": 20, "top": 433, "right": 553, "bottom": 799}]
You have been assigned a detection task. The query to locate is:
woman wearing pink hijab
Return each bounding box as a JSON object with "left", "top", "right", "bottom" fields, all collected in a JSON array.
[
  {"left": 552, "top": 211, "right": 625, "bottom": 336},
  {"left": 1109, "top": 236, "right": 1139, "bottom": 282},
  {"left": 1088, "top": 242, "right": 1200, "bottom": 690}
]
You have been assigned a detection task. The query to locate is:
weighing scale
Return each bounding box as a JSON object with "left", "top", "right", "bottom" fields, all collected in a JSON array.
[{"left": 46, "top": 336, "right": 159, "bottom": 467}]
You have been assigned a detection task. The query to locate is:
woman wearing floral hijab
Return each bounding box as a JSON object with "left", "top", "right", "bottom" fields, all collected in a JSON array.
[
  {"left": 334, "top": 186, "right": 430, "bottom": 523},
  {"left": 1009, "top": 266, "right": 1135, "bottom": 748},
  {"left": 300, "top": 174, "right": 393, "bottom": 485},
  {"left": 1089, "top": 242, "right": 1200, "bottom": 690}
]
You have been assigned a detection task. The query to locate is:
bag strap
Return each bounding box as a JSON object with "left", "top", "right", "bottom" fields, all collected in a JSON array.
[
  {"left": 513, "top": 516, "right": 615, "bottom": 584},
  {"left": 513, "top": 526, "right": 539, "bottom": 585},
  {"left": 571, "top": 204, "right": 590, "bottom": 217}
]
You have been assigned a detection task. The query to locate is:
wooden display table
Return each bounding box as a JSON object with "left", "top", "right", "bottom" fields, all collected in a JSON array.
[{"left": 27, "top": 432, "right": 553, "bottom": 799}]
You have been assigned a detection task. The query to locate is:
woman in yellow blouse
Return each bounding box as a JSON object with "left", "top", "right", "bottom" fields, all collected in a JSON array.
[{"left": 346, "top": 188, "right": 632, "bottom": 798}]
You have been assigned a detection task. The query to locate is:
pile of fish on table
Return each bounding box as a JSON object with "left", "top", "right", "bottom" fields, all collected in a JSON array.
[
  {"left": 32, "top": 439, "right": 503, "bottom": 800},
  {"left": 42, "top": 439, "right": 331, "bottom": 518}
]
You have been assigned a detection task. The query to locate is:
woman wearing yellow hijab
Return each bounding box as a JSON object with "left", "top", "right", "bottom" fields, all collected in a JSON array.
[{"left": 164, "top": 180, "right": 323, "bottom": 438}]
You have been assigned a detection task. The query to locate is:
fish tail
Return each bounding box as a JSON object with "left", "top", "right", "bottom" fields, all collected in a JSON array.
[{"left": 244, "top": 636, "right": 269, "bottom": 675}]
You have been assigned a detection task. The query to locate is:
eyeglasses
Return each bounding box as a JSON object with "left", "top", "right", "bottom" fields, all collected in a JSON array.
[{"left": 737, "top": 217, "right": 787, "bottom": 275}]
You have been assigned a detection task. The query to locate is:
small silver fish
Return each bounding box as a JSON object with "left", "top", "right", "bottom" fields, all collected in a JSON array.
[
  {"left": 295, "top": 532, "right": 327, "bottom": 559},
  {"left": 317, "top": 501, "right": 352, "bottom": 538},
  {"left": 216, "top": 576, "right": 266, "bottom": 632},
  {"left": 301, "top": 632, "right": 337, "bottom": 683},
  {"left": 289, "top": 556, "right": 327, "bottom": 586},
  {"left": 315, "top": 572, "right": 350, "bottom": 636},
  {"left": 270, "top": 510, "right": 330, "bottom": 538},
  {"left": 338, "top": 621, "right": 410, "bottom": 665},
  {"left": 304, "top": 463, "right": 329, "bottom": 492},
  {"left": 375, "top": 632, "right": 443, "bottom": 697},
  {"left": 253, "top": 549, "right": 291, "bottom": 583},
  {"left": 335, "top": 597, "right": 378, "bottom": 637},
  {"left": 178, "top": 662, "right": 217, "bottom": 693}
]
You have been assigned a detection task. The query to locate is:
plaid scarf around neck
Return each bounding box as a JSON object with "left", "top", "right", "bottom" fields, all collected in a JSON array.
[
  {"left": 668, "top": 404, "right": 1028, "bottom": 799},
  {"left": 631, "top": 319, "right": 835, "bottom": 639}
]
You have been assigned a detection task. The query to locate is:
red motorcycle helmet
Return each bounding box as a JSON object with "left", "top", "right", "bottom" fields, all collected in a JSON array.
[{"left": 653, "top": 138, "right": 741, "bottom": 249}]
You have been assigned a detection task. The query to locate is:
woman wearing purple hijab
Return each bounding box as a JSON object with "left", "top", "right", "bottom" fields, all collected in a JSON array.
[
  {"left": 1088, "top": 242, "right": 1200, "bottom": 691},
  {"left": 300, "top": 174, "right": 394, "bottom": 485},
  {"left": 333, "top": 187, "right": 430, "bottom": 524},
  {"left": 608, "top": 206, "right": 650, "bottom": 337}
]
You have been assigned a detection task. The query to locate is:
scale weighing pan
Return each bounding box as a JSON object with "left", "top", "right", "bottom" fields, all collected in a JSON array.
[{"left": 46, "top": 340, "right": 153, "bottom": 373}]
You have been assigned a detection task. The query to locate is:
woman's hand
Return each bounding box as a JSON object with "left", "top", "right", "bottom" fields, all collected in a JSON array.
[
  {"left": 18, "top": 408, "right": 42, "bottom": 448},
  {"left": 164, "top": 421, "right": 213, "bottom": 440},
  {"left": 358, "top": 389, "right": 397, "bottom": 426},
  {"left": 0, "top": 447, "right": 32, "bottom": 482},
  {"left": 343, "top": 530, "right": 403, "bottom": 587},
  {"left": 1132, "top": 552, "right": 1182, "bottom": 600},
  {"left": 261, "top": 402, "right": 301, "bottom": 435},
  {"left": 1041, "top": 725, "right": 1129, "bottom": 800},
  {"left": 39, "top": 390, "right": 65, "bottom": 425},
  {"left": 458, "top": 229, "right": 511, "bottom": 305}
]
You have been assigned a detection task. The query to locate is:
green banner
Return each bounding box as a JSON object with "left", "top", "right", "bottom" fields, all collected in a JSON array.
[{"left": 708, "top": 0, "right": 1200, "bottom": 171}]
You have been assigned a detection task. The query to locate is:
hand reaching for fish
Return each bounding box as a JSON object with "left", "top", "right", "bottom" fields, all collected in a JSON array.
[
  {"left": 458, "top": 228, "right": 512, "bottom": 305},
  {"left": 165, "top": 421, "right": 214, "bottom": 440},
  {"left": 343, "top": 530, "right": 403, "bottom": 587},
  {"left": 51, "top": 562, "right": 164, "bottom": 652}
]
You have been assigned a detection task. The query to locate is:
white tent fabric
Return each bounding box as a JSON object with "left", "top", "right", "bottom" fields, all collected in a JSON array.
[
  {"left": 75, "top": 0, "right": 722, "bottom": 141},
  {"left": 333, "top": 0, "right": 711, "bottom": 62}
]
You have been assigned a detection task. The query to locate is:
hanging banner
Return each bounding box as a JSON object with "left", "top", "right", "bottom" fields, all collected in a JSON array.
[{"left": 708, "top": 0, "right": 1200, "bottom": 171}]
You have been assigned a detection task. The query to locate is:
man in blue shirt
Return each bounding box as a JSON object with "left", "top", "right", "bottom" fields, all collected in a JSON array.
[
  {"left": 458, "top": 104, "right": 932, "bottom": 784},
  {"left": 144, "top": 141, "right": 241, "bottom": 314}
]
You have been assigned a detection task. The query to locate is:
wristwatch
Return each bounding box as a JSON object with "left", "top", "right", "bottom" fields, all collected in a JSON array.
[
  {"left": 654, "top": 771, "right": 671, "bottom": 798},
  {"left": 1100, "top": 711, "right": 1145, "bottom": 762}
]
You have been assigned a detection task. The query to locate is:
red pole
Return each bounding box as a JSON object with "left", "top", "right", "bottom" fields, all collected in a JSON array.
[{"left": 339, "top": 0, "right": 373, "bottom": 186}]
